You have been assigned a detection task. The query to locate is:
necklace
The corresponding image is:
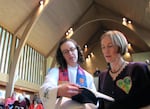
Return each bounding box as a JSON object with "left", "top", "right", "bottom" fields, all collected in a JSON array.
[{"left": 110, "top": 61, "right": 125, "bottom": 74}]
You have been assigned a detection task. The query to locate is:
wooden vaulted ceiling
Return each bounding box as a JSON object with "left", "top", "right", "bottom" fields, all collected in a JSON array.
[{"left": 0, "top": 0, "right": 150, "bottom": 58}]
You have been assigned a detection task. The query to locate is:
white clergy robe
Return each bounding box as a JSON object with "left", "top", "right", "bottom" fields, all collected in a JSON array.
[{"left": 39, "top": 65, "right": 97, "bottom": 109}]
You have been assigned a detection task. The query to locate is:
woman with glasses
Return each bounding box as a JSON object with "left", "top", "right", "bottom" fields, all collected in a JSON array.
[{"left": 39, "top": 38, "right": 97, "bottom": 109}]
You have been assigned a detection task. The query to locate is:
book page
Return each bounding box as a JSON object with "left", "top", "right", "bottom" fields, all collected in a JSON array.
[
  {"left": 94, "top": 91, "right": 115, "bottom": 101},
  {"left": 81, "top": 87, "right": 115, "bottom": 102}
]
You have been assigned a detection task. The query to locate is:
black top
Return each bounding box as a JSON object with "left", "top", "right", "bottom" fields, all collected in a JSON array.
[{"left": 98, "top": 62, "right": 150, "bottom": 109}]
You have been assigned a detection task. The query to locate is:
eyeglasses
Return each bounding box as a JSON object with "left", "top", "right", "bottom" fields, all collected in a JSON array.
[{"left": 62, "top": 47, "right": 77, "bottom": 55}]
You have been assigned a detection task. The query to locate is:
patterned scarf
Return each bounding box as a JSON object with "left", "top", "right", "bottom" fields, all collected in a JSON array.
[{"left": 59, "top": 66, "right": 87, "bottom": 87}]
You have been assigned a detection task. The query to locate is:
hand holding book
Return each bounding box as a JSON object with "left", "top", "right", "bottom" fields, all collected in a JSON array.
[{"left": 72, "top": 87, "right": 115, "bottom": 105}]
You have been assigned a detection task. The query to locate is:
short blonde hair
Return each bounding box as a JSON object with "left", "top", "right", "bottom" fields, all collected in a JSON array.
[{"left": 101, "top": 30, "right": 128, "bottom": 55}]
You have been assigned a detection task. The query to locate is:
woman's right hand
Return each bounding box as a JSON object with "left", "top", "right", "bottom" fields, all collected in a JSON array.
[{"left": 57, "top": 83, "right": 81, "bottom": 98}]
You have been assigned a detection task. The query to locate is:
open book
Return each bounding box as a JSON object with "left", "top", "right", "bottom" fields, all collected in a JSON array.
[{"left": 72, "top": 87, "right": 115, "bottom": 105}]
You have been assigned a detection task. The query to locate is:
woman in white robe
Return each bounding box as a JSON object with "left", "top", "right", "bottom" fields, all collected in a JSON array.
[{"left": 39, "top": 38, "right": 97, "bottom": 109}]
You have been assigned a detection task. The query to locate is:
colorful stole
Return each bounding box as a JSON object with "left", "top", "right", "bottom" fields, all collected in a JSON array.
[
  {"left": 58, "top": 66, "right": 87, "bottom": 87},
  {"left": 58, "top": 68, "right": 69, "bottom": 85},
  {"left": 76, "top": 66, "right": 87, "bottom": 87}
]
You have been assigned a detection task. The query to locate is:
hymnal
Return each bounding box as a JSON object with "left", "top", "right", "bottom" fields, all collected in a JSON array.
[{"left": 72, "top": 87, "right": 115, "bottom": 105}]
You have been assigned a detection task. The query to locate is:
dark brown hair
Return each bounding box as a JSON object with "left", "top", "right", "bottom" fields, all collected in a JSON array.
[{"left": 56, "top": 38, "right": 85, "bottom": 70}]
